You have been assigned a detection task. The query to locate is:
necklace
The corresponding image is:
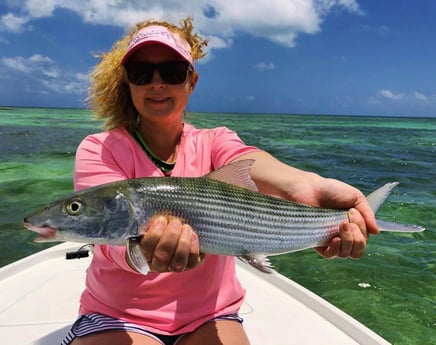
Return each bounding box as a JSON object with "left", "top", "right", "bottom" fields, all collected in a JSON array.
[{"left": 132, "top": 129, "right": 175, "bottom": 176}]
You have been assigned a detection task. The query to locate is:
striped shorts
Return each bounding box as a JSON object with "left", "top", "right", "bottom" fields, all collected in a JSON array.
[{"left": 61, "top": 313, "right": 243, "bottom": 345}]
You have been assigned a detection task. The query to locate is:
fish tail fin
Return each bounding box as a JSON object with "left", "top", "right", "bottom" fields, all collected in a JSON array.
[
  {"left": 366, "top": 182, "right": 399, "bottom": 214},
  {"left": 238, "top": 254, "right": 275, "bottom": 273},
  {"left": 367, "top": 182, "right": 426, "bottom": 232},
  {"left": 377, "top": 220, "right": 425, "bottom": 232},
  {"left": 127, "top": 235, "right": 150, "bottom": 275}
]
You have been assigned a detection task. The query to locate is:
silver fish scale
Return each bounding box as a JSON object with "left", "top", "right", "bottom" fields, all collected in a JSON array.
[{"left": 131, "top": 177, "right": 347, "bottom": 256}]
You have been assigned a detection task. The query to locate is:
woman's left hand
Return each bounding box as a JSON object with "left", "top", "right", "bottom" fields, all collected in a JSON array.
[
  {"left": 235, "top": 151, "right": 379, "bottom": 259},
  {"left": 287, "top": 177, "right": 379, "bottom": 259},
  {"left": 315, "top": 207, "right": 369, "bottom": 259}
]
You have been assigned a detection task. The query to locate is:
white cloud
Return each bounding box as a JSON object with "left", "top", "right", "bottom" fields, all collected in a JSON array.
[
  {"left": 29, "top": 54, "right": 54, "bottom": 63},
  {"left": 377, "top": 89, "right": 403, "bottom": 100},
  {"left": 202, "top": 35, "right": 233, "bottom": 58},
  {"left": 0, "top": 0, "right": 363, "bottom": 48},
  {"left": 376, "top": 89, "right": 432, "bottom": 103},
  {"left": 369, "top": 89, "right": 436, "bottom": 114},
  {"left": 362, "top": 24, "right": 391, "bottom": 36},
  {"left": 0, "top": 54, "right": 88, "bottom": 96},
  {"left": 0, "top": 13, "right": 30, "bottom": 33},
  {"left": 316, "top": 0, "right": 364, "bottom": 16},
  {"left": 2, "top": 56, "right": 31, "bottom": 73},
  {"left": 2, "top": 54, "right": 54, "bottom": 74},
  {"left": 254, "top": 62, "right": 275, "bottom": 71},
  {"left": 414, "top": 91, "right": 428, "bottom": 101}
]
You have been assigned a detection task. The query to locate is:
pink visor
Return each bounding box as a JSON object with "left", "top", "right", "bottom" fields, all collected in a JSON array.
[{"left": 121, "top": 25, "right": 193, "bottom": 65}]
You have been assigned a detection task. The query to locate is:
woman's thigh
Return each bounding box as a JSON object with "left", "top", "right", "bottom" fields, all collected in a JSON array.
[
  {"left": 69, "top": 319, "right": 250, "bottom": 345},
  {"left": 70, "top": 331, "right": 164, "bottom": 345},
  {"left": 178, "top": 320, "right": 251, "bottom": 345}
]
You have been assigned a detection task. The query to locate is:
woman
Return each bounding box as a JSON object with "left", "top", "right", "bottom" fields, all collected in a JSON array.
[{"left": 64, "top": 17, "right": 378, "bottom": 345}]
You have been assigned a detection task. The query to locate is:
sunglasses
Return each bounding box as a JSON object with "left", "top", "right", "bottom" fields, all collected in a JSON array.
[{"left": 124, "top": 61, "right": 193, "bottom": 85}]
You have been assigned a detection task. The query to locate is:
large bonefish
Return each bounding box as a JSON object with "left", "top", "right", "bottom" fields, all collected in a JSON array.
[{"left": 23, "top": 160, "right": 424, "bottom": 273}]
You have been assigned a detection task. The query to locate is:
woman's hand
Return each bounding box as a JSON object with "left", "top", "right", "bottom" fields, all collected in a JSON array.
[
  {"left": 139, "top": 216, "right": 204, "bottom": 272},
  {"left": 287, "top": 177, "right": 379, "bottom": 259},
  {"left": 315, "top": 208, "right": 367, "bottom": 259}
]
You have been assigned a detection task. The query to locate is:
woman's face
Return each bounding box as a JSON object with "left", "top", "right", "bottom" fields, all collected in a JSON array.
[{"left": 127, "top": 44, "right": 198, "bottom": 124}]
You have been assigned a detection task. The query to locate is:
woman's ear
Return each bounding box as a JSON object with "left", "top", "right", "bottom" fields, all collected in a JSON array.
[{"left": 190, "top": 72, "right": 199, "bottom": 92}]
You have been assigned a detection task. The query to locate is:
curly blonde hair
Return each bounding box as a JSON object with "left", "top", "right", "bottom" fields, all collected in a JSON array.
[{"left": 88, "top": 17, "right": 207, "bottom": 131}]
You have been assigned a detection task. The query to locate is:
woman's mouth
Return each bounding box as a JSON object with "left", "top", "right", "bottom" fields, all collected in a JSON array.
[{"left": 147, "top": 97, "right": 170, "bottom": 103}]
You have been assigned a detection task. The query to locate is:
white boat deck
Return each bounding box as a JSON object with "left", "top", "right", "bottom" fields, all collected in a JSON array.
[{"left": 0, "top": 242, "right": 390, "bottom": 345}]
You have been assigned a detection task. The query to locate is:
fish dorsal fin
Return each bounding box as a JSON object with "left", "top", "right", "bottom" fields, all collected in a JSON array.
[
  {"left": 366, "top": 182, "right": 399, "bottom": 214},
  {"left": 206, "top": 159, "right": 258, "bottom": 192}
]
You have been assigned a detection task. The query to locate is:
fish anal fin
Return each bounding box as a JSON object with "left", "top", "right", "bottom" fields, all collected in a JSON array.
[
  {"left": 127, "top": 235, "right": 150, "bottom": 275},
  {"left": 206, "top": 160, "right": 258, "bottom": 192},
  {"left": 238, "top": 254, "right": 274, "bottom": 273}
]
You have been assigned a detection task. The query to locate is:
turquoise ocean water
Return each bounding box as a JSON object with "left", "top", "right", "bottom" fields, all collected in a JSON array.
[{"left": 0, "top": 107, "right": 435, "bottom": 344}]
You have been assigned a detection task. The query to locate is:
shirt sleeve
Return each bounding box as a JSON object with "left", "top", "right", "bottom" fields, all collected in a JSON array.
[
  {"left": 74, "top": 134, "right": 132, "bottom": 191},
  {"left": 73, "top": 133, "right": 137, "bottom": 273},
  {"left": 210, "top": 127, "right": 260, "bottom": 168}
]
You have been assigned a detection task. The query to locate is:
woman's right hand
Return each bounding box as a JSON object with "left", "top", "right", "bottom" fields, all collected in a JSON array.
[{"left": 139, "top": 216, "right": 204, "bottom": 272}]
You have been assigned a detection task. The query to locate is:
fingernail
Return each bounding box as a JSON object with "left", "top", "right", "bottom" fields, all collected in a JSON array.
[
  {"left": 147, "top": 216, "right": 166, "bottom": 233},
  {"left": 171, "top": 264, "right": 187, "bottom": 273},
  {"left": 347, "top": 208, "right": 356, "bottom": 222},
  {"left": 154, "top": 216, "right": 167, "bottom": 226}
]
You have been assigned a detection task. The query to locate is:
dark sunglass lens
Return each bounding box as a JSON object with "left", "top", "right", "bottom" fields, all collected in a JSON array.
[
  {"left": 159, "top": 62, "right": 189, "bottom": 84},
  {"left": 125, "top": 62, "right": 153, "bottom": 85},
  {"left": 125, "top": 61, "right": 191, "bottom": 85}
]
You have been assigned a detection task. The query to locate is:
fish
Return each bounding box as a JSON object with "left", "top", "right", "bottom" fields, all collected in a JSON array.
[{"left": 23, "top": 160, "right": 425, "bottom": 274}]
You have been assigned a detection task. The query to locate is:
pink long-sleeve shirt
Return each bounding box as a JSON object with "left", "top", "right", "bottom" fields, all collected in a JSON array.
[{"left": 74, "top": 123, "right": 259, "bottom": 335}]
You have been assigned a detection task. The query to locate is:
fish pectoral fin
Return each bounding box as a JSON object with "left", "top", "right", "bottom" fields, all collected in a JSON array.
[
  {"left": 238, "top": 254, "right": 274, "bottom": 274},
  {"left": 127, "top": 235, "right": 150, "bottom": 275}
]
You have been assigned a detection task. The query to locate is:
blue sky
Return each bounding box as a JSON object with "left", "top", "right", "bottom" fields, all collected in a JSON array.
[{"left": 0, "top": 0, "right": 435, "bottom": 117}]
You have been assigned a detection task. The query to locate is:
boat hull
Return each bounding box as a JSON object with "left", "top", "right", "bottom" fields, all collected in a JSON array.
[{"left": 0, "top": 243, "right": 390, "bottom": 345}]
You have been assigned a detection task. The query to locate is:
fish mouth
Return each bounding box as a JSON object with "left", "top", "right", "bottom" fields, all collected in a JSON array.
[{"left": 23, "top": 222, "right": 58, "bottom": 241}]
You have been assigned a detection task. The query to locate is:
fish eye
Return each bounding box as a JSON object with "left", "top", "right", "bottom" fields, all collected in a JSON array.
[{"left": 66, "top": 199, "right": 83, "bottom": 215}]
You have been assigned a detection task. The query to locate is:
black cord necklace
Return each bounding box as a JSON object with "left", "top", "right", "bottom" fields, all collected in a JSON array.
[{"left": 131, "top": 129, "right": 175, "bottom": 176}]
